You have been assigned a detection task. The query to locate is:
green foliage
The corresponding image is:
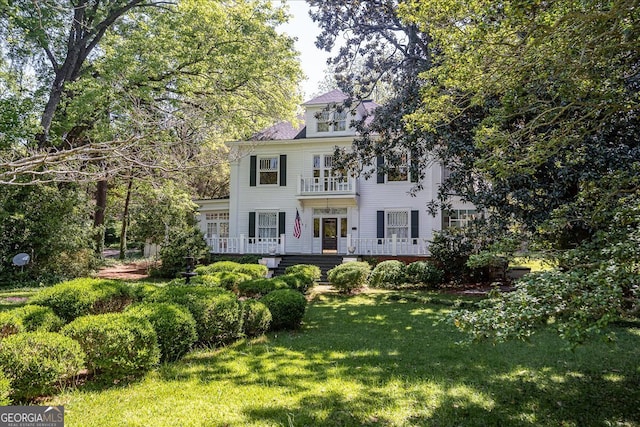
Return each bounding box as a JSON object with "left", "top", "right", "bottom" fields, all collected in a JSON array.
[
  {"left": 405, "top": 261, "right": 444, "bottom": 288},
  {"left": 327, "top": 262, "right": 371, "bottom": 294},
  {"left": 234, "top": 263, "right": 268, "bottom": 279},
  {"left": 30, "top": 278, "right": 134, "bottom": 322},
  {"left": 61, "top": 313, "right": 159, "bottom": 379},
  {"left": 155, "top": 226, "right": 208, "bottom": 279},
  {"left": 284, "top": 264, "right": 322, "bottom": 283},
  {"left": 0, "top": 310, "right": 23, "bottom": 339},
  {"left": 12, "top": 305, "right": 64, "bottom": 333},
  {"left": 195, "top": 261, "right": 242, "bottom": 275},
  {"left": 369, "top": 260, "right": 407, "bottom": 288},
  {"left": 237, "top": 278, "right": 288, "bottom": 298},
  {"left": 213, "top": 272, "right": 252, "bottom": 292},
  {"left": 277, "top": 273, "right": 314, "bottom": 293},
  {"left": 189, "top": 274, "right": 222, "bottom": 288},
  {"left": 0, "top": 185, "right": 95, "bottom": 286},
  {"left": 0, "top": 369, "right": 10, "bottom": 405},
  {"left": 428, "top": 230, "right": 474, "bottom": 282},
  {"left": 260, "top": 289, "right": 307, "bottom": 330},
  {"left": 126, "top": 303, "right": 197, "bottom": 362},
  {"left": 0, "top": 332, "right": 85, "bottom": 401},
  {"left": 241, "top": 300, "right": 272, "bottom": 337},
  {"left": 147, "top": 285, "right": 241, "bottom": 346}
]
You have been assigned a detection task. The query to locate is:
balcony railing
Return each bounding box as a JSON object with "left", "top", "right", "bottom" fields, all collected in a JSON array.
[{"left": 298, "top": 175, "right": 356, "bottom": 195}]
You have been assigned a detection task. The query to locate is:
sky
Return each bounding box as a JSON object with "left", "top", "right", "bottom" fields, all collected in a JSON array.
[{"left": 277, "top": 1, "right": 333, "bottom": 100}]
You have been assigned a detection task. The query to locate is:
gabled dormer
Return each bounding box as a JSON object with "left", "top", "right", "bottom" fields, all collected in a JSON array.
[{"left": 303, "top": 89, "right": 377, "bottom": 138}]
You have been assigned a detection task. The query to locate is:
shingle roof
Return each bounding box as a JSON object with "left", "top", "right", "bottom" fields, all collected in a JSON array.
[
  {"left": 303, "top": 89, "right": 348, "bottom": 105},
  {"left": 250, "top": 118, "right": 306, "bottom": 141}
]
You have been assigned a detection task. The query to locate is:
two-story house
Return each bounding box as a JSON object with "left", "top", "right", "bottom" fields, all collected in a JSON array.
[{"left": 196, "top": 89, "right": 476, "bottom": 260}]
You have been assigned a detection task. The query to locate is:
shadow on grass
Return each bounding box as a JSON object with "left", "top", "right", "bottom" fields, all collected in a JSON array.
[{"left": 155, "top": 292, "right": 639, "bottom": 426}]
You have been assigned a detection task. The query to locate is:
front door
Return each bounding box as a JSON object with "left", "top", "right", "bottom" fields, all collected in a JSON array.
[{"left": 322, "top": 218, "right": 338, "bottom": 253}]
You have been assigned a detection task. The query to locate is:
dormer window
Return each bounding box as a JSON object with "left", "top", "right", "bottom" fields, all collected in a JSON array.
[{"left": 316, "top": 109, "right": 348, "bottom": 133}]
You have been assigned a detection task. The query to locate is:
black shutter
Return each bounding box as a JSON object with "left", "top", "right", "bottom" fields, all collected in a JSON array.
[
  {"left": 410, "top": 150, "right": 419, "bottom": 183},
  {"left": 377, "top": 210, "right": 385, "bottom": 239},
  {"left": 248, "top": 212, "right": 256, "bottom": 238},
  {"left": 278, "top": 212, "right": 286, "bottom": 236},
  {"left": 376, "top": 156, "right": 385, "bottom": 184},
  {"left": 411, "top": 210, "right": 419, "bottom": 239},
  {"left": 249, "top": 156, "right": 257, "bottom": 187},
  {"left": 279, "top": 155, "right": 287, "bottom": 186}
]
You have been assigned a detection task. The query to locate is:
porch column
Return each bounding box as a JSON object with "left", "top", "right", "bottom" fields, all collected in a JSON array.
[
  {"left": 239, "top": 234, "right": 245, "bottom": 254},
  {"left": 280, "top": 234, "right": 286, "bottom": 254},
  {"left": 391, "top": 233, "right": 398, "bottom": 256}
]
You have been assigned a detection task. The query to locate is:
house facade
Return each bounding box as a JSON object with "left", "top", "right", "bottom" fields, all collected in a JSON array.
[{"left": 196, "top": 90, "right": 475, "bottom": 257}]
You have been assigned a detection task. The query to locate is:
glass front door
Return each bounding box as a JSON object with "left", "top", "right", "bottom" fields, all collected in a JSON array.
[{"left": 322, "top": 218, "right": 338, "bottom": 253}]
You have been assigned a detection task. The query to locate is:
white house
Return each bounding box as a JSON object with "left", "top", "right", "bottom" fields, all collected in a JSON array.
[{"left": 196, "top": 89, "right": 475, "bottom": 258}]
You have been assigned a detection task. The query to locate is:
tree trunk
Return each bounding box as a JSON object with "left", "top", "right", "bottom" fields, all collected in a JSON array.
[
  {"left": 94, "top": 180, "right": 109, "bottom": 257},
  {"left": 119, "top": 177, "right": 134, "bottom": 260}
]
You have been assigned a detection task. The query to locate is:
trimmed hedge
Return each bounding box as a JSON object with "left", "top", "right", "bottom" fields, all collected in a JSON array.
[
  {"left": 234, "top": 263, "right": 268, "bottom": 279},
  {"left": 30, "top": 278, "right": 134, "bottom": 322},
  {"left": 0, "top": 332, "right": 85, "bottom": 401},
  {"left": 237, "top": 278, "right": 288, "bottom": 298},
  {"left": 195, "top": 261, "right": 241, "bottom": 275},
  {"left": 190, "top": 274, "right": 222, "bottom": 288},
  {"left": 213, "top": 271, "right": 252, "bottom": 291},
  {"left": 369, "top": 260, "right": 407, "bottom": 288},
  {"left": 241, "top": 300, "right": 272, "bottom": 337},
  {"left": 406, "top": 261, "right": 444, "bottom": 288},
  {"left": 260, "top": 289, "right": 307, "bottom": 330},
  {"left": 61, "top": 313, "right": 159, "bottom": 379},
  {"left": 0, "top": 311, "right": 23, "bottom": 339},
  {"left": 0, "top": 370, "right": 10, "bottom": 405},
  {"left": 285, "top": 264, "right": 321, "bottom": 283},
  {"left": 126, "top": 303, "right": 197, "bottom": 362},
  {"left": 0, "top": 305, "right": 64, "bottom": 338},
  {"left": 147, "top": 285, "right": 242, "bottom": 345},
  {"left": 327, "top": 262, "right": 371, "bottom": 293}
]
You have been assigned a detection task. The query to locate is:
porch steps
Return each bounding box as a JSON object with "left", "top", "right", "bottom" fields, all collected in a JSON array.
[{"left": 272, "top": 255, "right": 343, "bottom": 281}]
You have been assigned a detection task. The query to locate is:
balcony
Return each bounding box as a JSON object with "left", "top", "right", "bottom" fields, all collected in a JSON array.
[{"left": 297, "top": 176, "right": 357, "bottom": 203}]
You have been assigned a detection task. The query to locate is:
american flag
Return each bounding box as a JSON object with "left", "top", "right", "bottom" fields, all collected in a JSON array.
[{"left": 293, "top": 209, "right": 302, "bottom": 238}]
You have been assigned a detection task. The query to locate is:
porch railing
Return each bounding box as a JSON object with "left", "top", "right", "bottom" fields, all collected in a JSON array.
[
  {"left": 205, "top": 234, "right": 285, "bottom": 255},
  {"left": 346, "top": 235, "right": 429, "bottom": 256},
  {"left": 298, "top": 175, "right": 356, "bottom": 195}
]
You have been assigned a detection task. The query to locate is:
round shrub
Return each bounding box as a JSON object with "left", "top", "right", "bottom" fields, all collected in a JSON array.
[
  {"left": 277, "top": 273, "right": 305, "bottom": 292},
  {"left": 369, "top": 260, "right": 407, "bottom": 288},
  {"left": 0, "top": 370, "right": 10, "bottom": 405},
  {"left": 0, "top": 332, "right": 84, "bottom": 401},
  {"left": 0, "top": 311, "right": 23, "bottom": 339},
  {"left": 406, "top": 261, "right": 445, "bottom": 288},
  {"left": 147, "top": 285, "right": 241, "bottom": 346},
  {"left": 195, "top": 261, "right": 241, "bottom": 275},
  {"left": 15, "top": 305, "right": 64, "bottom": 332},
  {"left": 126, "top": 303, "right": 197, "bottom": 362},
  {"left": 212, "top": 271, "right": 252, "bottom": 291},
  {"left": 61, "top": 313, "right": 159, "bottom": 379},
  {"left": 234, "top": 263, "right": 268, "bottom": 279},
  {"left": 260, "top": 289, "right": 307, "bottom": 330},
  {"left": 285, "top": 264, "right": 321, "bottom": 283},
  {"left": 237, "top": 278, "right": 287, "bottom": 298},
  {"left": 327, "top": 262, "right": 371, "bottom": 294},
  {"left": 241, "top": 300, "right": 272, "bottom": 337},
  {"left": 190, "top": 274, "right": 222, "bottom": 288},
  {"left": 30, "top": 278, "right": 134, "bottom": 322},
  {"left": 128, "top": 282, "right": 161, "bottom": 301}
]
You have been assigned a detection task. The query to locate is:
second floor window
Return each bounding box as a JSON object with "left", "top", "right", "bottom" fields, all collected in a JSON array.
[
  {"left": 387, "top": 152, "right": 409, "bottom": 182},
  {"left": 259, "top": 157, "right": 278, "bottom": 185},
  {"left": 317, "top": 109, "right": 348, "bottom": 133}
]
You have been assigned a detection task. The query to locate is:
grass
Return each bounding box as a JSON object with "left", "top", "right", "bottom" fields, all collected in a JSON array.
[{"left": 40, "top": 291, "right": 639, "bottom": 427}]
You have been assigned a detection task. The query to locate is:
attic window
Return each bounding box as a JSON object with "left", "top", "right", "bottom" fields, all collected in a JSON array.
[
  {"left": 316, "top": 109, "right": 348, "bottom": 133},
  {"left": 317, "top": 111, "right": 331, "bottom": 132}
]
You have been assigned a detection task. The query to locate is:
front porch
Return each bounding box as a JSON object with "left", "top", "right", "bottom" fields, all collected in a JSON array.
[{"left": 204, "top": 234, "right": 430, "bottom": 256}]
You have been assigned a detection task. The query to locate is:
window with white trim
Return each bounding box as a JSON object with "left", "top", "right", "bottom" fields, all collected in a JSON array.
[
  {"left": 205, "top": 212, "right": 229, "bottom": 238},
  {"left": 387, "top": 152, "right": 409, "bottom": 182},
  {"left": 259, "top": 157, "right": 278, "bottom": 185},
  {"left": 386, "top": 210, "right": 409, "bottom": 238},
  {"left": 443, "top": 209, "right": 477, "bottom": 229},
  {"left": 316, "top": 109, "right": 349, "bottom": 133},
  {"left": 258, "top": 212, "right": 278, "bottom": 239},
  {"left": 317, "top": 111, "right": 331, "bottom": 132}
]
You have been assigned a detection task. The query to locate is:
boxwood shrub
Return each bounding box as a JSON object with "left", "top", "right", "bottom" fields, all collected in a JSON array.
[
  {"left": 241, "top": 300, "right": 272, "bottom": 337},
  {"left": 0, "top": 311, "right": 23, "bottom": 338},
  {"left": 147, "top": 285, "right": 242, "bottom": 346},
  {"left": 369, "top": 260, "right": 407, "bottom": 288},
  {"left": 234, "top": 263, "right": 268, "bottom": 279},
  {"left": 327, "top": 262, "right": 371, "bottom": 293},
  {"left": 406, "top": 261, "right": 445, "bottom": 288},
  {"left": 285, "top": 264, "right": 321, "bottom": 283},
  {"left": 16, "top": 305, "right": 64, "bottom": 332},
  {"left": 260, "top": 289, "right": 307, "bottom": 330},
  {"left": 126, "top": 303, "right": 197, "bottom": 362},
  {"left": 195, "top": 261, "right": 241, "bottom": 275},
  {"left": 189, "top": 274, "right": 222, "bottom": 288},
  {"left": 212, "top": 271, "right": 252, "bottom": 291},
  {"left": 61, "top": 313, "right": 159, "bottom": 379},
  {"left": 0, "top": 370, "right": 10, "bottom": 405},
  {"left": 237, "top": 278, "right": 288, "bottom": 298},
  {"left": 0, "top": 332, "right": 85, "bottom": 401},
  {"left": 30, "top": 278, "right": 134, "bottom": 322}
]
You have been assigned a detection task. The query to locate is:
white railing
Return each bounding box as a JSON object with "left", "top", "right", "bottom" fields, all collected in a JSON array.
[
  {"left": 346, "top": 234, "right": 429, "bottom": 256},
  {"left": 298, "top": 175, "right": 356, "bottom": 195},
  {"left": 206, "top": 234, "right": 286, "bottom": 255}
]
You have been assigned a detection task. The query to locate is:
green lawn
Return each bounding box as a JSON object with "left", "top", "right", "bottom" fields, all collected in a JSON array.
[{"left": 43, "top": 292, "right": 639, "bottom": 427}]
